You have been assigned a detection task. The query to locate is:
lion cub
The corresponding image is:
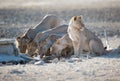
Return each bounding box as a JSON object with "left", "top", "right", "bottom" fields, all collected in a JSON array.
[{"left": 67, "top": 16, "right": 106, "bottom": 57}]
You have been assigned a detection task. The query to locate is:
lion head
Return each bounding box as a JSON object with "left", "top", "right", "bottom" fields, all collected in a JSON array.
[
  {"left": 16, "top": 35, "right": 31, "bottom": 53},
  {"left": 26, "top": 41, "right": 38, "bottom": 57},
  {"left": 69, "top": 16, "right": 84, "bottom": 30}
]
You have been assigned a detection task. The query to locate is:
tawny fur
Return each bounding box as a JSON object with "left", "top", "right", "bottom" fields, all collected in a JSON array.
[
  {"left": 27, "top": 34, "right": 61, "bottom": 57},
  {"left": 27, "top": 25, "right": 68, "bottom": 57},
  {"left": 67, "top": 16, "right": 106, "bottom": 57},
  {"left": 50, "top": 34, "right": 73, "bottom": 59},
  {"left": 16, "top": 15, "right": 63, "bottom": 53}
]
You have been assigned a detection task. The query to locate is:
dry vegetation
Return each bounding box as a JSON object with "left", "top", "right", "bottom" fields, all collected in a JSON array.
[{"left": 0, "top": 0, "right": 120, "bottom": 38}]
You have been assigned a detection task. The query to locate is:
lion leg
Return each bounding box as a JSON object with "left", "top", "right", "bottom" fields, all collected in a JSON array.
[
  {"left": 78, "top": 41, "right": 84, "bottom": 55},
  {"left": 89, "top": 39, "right": 105, "bottom": 56},
  {"left": 89, "top": 40, "right": 97, "bottom": 56},
  {"left": 57, "top": 50, "right": 62, "bottom": 60},
  {"left": 72, "top": 41, "right": 82, "bottom": 57}
]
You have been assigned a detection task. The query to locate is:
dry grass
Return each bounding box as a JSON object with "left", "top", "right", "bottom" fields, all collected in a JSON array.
[{"left": 0, "top": 0, "right": 119, "bottom": 38}]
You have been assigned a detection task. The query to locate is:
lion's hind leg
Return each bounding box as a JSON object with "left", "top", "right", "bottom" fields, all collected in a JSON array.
[{"left": 89, "top": 39, "right": 105, "bottom": 56}]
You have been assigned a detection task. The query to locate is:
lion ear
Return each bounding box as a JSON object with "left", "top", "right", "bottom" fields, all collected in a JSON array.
[
  {"left": 16, "top": 37, "right": 21, "bottom": 41},
  {"left": 74, "top": 16, "right": 77, "bottom": 21}
]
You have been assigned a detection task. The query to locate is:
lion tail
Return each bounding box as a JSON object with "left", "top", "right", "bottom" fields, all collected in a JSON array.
[{"left": 104, "top": 29, "right": 111, "bottom": 50}]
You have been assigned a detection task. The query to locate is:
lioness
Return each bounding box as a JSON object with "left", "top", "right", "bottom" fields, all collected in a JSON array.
[
  {"left": 27, "top": 25, "right": 68, "bottom": 57},
  {"left": 17, "top": 15, "right": 63, "bottom": 53},
  {"left": 27, "top": 34, "right": 61, "bottom": 57},
  {"left": 50, "top": 34, "right": 73, "bottom": 59},
  {"left": 67, "top": 16, "right": 106, "bottom": 57},
  {"left": 33, "top": 25, "right": 68, "bottom": 45}
]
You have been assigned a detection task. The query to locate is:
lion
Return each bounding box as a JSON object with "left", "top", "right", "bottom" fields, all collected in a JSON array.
[
  {"left": 39, "top": 34, "right": 61, "bottom": 57},
  {"left": 17, "top": 15, "right": 64, "bottom": 53},
  {"left": 26, "top": 25, "right": 68, "bottom": 57},
  {"left": 67, "top": 16, "right": 106, "bottom": 57},
  {"left": 33, "top": 25, "right": 68, "bottom": 45},
  {"left": 50, "top": 34, "right": 74, "bottom": 59},
  {"left": 26, "top": 34, "right": 61, "bottom": 58}
]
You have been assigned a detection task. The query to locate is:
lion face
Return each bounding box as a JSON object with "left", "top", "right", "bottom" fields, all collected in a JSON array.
[
  {"left": 16, "top": 36, "right": 29, "bottom": 53},
  {"left": 69, "top": 16, "right": 84, "bottom": 29},
  {"left": 26, "top": 42, "right": 38, "bottom": 57},
  {"left": 50, "top": 40, "right": 64, "bottom": 56}
]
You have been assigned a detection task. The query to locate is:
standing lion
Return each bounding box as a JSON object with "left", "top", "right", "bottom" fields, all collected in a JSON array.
[{"left": 67, "top": 16, "right": 106, "bottom": 57}]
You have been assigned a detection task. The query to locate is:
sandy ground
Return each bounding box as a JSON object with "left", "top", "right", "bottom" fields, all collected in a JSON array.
[
  {"left": 0, "top": 0, "right": 120, "bottom": 81},
  {"left": 0, "top": 38, "right": 119, "bottom": 81},
  {"left": 0, "top": 51, "right": 120, "bottom": 81}
]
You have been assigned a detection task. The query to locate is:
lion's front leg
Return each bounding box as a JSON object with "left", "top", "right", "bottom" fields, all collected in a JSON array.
[{"left": 72, "top": 41, "right": 80, "bottom": 57}]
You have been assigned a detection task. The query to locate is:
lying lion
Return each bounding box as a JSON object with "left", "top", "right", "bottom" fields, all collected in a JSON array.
[
  {"left": 17, "top": 15, "right": 63, "bottom": 53},
  {"left": 27, "top": 25, "right": 68, "bottom": 57},
  {"left": 67, "top": 16, "right": 106, "bottom": 57}
]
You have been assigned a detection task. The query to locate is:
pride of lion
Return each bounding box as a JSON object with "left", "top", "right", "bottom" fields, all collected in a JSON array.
[
  {"left": 17, "top": 15, "right": 64, "bottom": 53},
  {"left": 17, "top": 14, "right": 107, "bottom": 61},
  {"left": 26, "top": 25, "right": 68, "bottom": 58}
]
